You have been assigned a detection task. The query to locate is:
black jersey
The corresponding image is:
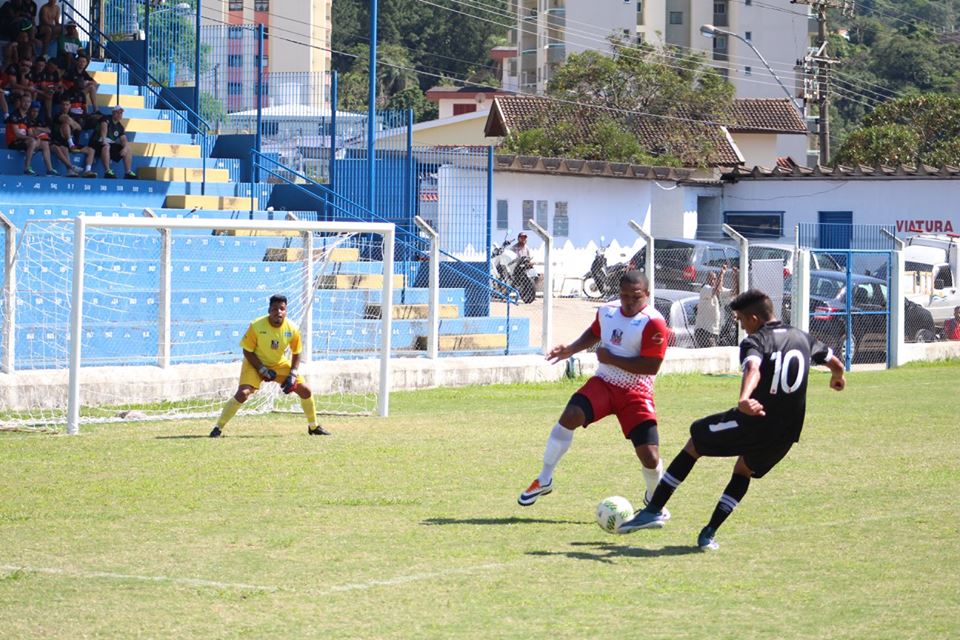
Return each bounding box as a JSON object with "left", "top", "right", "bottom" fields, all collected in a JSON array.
[{"left": 738, "top": 320, "right": 831, "bottom": 441}]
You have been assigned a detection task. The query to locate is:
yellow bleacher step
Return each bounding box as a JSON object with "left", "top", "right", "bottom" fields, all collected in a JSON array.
[
  {"left": 164, "top": 194, "right": 256, "bottom": 210},
  {"left": 122, "top": 118, "right": 171, "bottom": 133},
  {"left": 90, "top": 70, "right": 118, "bottom": 84},
  {"left": 96, "top": 93, "right": 146, "bottom": 109},
  {"left": 130, "top": 142, "right": 200, "bottom": 158},
  {"left": 415, "top": 334, "right": 507, "bottom": 351},
  {"left": 263, "top": 247, "right": 360, "bottom": 261},
  {"left": 317, "top": 274, "right": 405, "bottom": 290},
  {"left": 365, "top": 304, "right": 459, "bottom": 320},
  {"left": 138, "top": 167, "right": 230, "bottom": 182}
]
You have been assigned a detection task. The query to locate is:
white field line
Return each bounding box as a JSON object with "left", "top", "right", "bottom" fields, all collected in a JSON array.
[
  {"left": 0, "top": 562, "right": 509, "bottom": 595},
  {"left": 0, "top": 564, "right": 277, "bottom": 592}
]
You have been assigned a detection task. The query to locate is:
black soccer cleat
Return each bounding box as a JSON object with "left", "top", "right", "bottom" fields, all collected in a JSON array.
[
  {"left": 209, "top": 426, "right": 222, "bottom": 438},
  {"left": 308, "top": 425, "right": 331, "bottom": 436}
]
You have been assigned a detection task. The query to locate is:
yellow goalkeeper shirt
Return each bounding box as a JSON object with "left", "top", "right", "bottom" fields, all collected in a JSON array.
[{"left": 240, "top": 315, "right": 302, "bottom": 368}]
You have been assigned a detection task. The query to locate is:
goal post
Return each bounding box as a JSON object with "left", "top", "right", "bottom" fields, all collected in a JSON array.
[{"left": 3, "top": 215, "right": 395, "bottom": 434}]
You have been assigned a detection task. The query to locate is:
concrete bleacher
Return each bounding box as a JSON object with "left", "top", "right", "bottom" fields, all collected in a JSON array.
[{"left": 1, "top": 57, "right": 529, "bottom": 370}]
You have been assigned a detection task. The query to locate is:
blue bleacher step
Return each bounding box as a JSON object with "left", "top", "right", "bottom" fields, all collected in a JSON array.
[
  {"left": 93, "top": 83, "right": 141, "bottom": 96},
  {"left": 95, "top": 106, "right": 188, "bottom": 122},
  {"left": 126, "top": 131, "right": 194, "bottom": 145},
  {"left": 0, "top": 150, "right": 241, "bottom": 176},
  {"left": 0, "top": 203, "right": 311, "bottom": 226}
]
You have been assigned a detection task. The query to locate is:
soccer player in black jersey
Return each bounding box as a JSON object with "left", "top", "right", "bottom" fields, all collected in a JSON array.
[{"left": 617, "top": 289, "right": 846, "bottom": 550}]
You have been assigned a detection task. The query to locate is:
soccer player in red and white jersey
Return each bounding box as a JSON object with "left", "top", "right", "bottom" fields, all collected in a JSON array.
[{"left": 518, "top": 270, "right": 671, "bottom": 513}]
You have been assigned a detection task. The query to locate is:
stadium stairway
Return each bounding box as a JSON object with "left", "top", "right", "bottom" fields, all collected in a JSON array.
[{"left": 0, "top": 59, "right": 531, "bottom": 367}]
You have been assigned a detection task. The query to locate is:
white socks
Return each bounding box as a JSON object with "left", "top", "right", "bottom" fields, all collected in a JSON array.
[
  {"left": 537, "top": 423, "right": 574, "bottom": 485},
  {"left": 642, "top": 457, "right": 664, "bottom": 503}
]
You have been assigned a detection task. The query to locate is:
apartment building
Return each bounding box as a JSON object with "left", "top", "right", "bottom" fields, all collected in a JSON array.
[
  {"left": 500, "top": 0, "right": 810, "bottom": 104},
  {"left": 202, "top": 0, "right": 332, "bottom": 111}
]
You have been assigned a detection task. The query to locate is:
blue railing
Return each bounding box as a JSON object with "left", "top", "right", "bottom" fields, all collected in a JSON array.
[
  {"left": 62, "top": 0, "right": 211, "bottom": 192},
  {"left": 252, "top": 150, "right": 521, "bottom": 350}
]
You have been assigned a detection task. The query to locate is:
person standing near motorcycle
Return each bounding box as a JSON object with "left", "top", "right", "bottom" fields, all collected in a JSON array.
[
  {"left": 509, "top": 232, "right": 543, "bottom": 296},
  {"left": 511, "top": 232, "right": 531, "bottom": 259},
  {"left": 518, "top": 270, "right": 672, "bottom": 517},
  {"left": 695, "top": 264, "right": 738, "bottom": 348}
]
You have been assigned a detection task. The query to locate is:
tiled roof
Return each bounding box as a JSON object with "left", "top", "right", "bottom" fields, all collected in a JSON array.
[
  {"left": 730, "top": 99, "right": 807, "bottom": 134},
  {"left": 723, "top": 163, "right": 960, "bottom": 180},
  {"left": 493, "top": 154, "right": 695, "bottom": 181},
  {"left": 484, "top": 95, "right": 743, "bottom": 167}
]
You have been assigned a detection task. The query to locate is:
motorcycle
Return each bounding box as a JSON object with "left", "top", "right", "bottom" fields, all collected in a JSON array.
[
  {"left": 491, "top": 236, "right": 540, "bottom": 304},
  {"left": 582, "top": 238, "right": 629, "bottom": 300}
]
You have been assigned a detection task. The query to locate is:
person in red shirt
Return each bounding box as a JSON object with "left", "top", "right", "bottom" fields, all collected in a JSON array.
[
  {"left": 517, "top": 270, "right": 672, "bottom": 514},
  {"left": 944, "top": 306, "right": 960, "bottom": 341},
  {"left": 5, "top": 92, "right": 56, "bottom": 175}
]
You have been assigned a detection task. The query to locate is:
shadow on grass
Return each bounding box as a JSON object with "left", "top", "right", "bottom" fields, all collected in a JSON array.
[
  {"left": 526, "top": 540, "right": 701, "bottom": 563},
  {"left": 421, "top": 516, "right": 591, "bottom": 526},
  {"left": 154, "top": 434, "right": 285, "bottom": 439}
]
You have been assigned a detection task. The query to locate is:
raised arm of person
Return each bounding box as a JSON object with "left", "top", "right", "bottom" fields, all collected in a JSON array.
[{"left": 545, "top": 325, "right": 600, "bottom": 364}]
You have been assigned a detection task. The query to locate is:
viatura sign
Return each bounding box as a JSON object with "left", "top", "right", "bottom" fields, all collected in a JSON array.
[{"left": 896, "top": 219, "right": 955, "bottom": 234}]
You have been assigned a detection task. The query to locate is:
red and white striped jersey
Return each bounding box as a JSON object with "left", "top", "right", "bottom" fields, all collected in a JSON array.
[{"left": 589, "top": 301, "right": 669, "bottom": 392}]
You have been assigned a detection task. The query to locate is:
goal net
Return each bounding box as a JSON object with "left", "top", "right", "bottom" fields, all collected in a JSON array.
[{"left": 0, "top": 216, "right": 395, "bottom": 434}]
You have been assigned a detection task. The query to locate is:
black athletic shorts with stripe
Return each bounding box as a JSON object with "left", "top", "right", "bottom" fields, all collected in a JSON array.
[{"left": 690, "top": 408, "right": 798, "bottom": 479}]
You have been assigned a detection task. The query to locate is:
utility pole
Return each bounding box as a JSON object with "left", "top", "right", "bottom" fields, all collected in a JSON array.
[{"left": 792, "top": 0, "right": 852, "bottom": 165}]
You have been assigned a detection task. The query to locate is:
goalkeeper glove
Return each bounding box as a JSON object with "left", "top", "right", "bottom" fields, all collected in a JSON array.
[
  {"left": 258, "top": 365, "right": 277, "bottom": 381},
  {"left": 281, "top": 371, "right": 298, "bottom": 394}
]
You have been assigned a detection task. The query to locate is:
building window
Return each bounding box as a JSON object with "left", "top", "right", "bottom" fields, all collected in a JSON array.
[
  {"left": 254, "top": 0, "right": 269, "bottom": 11},
  {"left": 745, "top": 31, "right": 752, "bottom": 41},
  {"left": 452, "top": 103, "right": 477, "bottom": 116},
  {"left": 496, "top": 200, "right": 509, "bottom": 230},
  {"left": 228, "top": 26, "right": 243, "bottom": 39},
  {"left": 745, "top": 66, "right": 752, "bottom": 75},
  {"left": 723, "top": 212, "right": 784, "bottom": 239},
  {"left": 669, "top": 11, "right": 683, "bottom": 25},
  {"left": 554, "top": 201, "right": 569, "bottom": 237},
  {"left": 227, "top": 82, "right": 242, "bottom": 95},
  {"left": 228, "top": 0, "right": 243, "bottom": 10},
  {"left": 228, "top": 54, "right": 243, "bottom": 68},
  {"left": 536, "top": 200, "right": 548, "bottom": 229},
  {"left": 522, "top": 200, "right": 534, "bottom": 229},
  {"left": 636, "top": 0, "right": 644, "bottom": 25}
]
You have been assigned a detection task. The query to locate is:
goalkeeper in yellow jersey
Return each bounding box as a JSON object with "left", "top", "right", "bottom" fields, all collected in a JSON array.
[{"left": 210, "top": 294, "right": 330, "bottom": 437}]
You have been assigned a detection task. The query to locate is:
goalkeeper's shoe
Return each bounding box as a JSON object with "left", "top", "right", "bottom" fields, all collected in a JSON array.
[
  {"left": 643, "top": 494, "right": 671, "bottom": 522},
  {"left": 517, "top": 478, "right": 552, "bottom": 506},
  {"left": 209, "top": 426, "right": 222, "bottom": 438},
  {"left": 616, "top": 508, "right": 667, "bottom": 534},
  {"left": 698, "top": 526, "right": 719, "bottom": 551},
  {"left": 308, "top": 425, "right": 331, "bottom": 436}
]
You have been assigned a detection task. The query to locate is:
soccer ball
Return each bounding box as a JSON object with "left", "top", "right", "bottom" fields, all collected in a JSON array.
[{"left": 595, "top": 496, "right": 634, "bottom": 533}]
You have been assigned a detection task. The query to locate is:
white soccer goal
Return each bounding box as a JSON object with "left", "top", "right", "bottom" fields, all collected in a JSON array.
[{"left": 0, "top": 215, "right": 395, "bottom": 434}]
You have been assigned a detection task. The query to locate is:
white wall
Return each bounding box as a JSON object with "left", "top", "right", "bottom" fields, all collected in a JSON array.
[
  {"left": 493, "top": 171, "right": 654, "bottom": 250},
  {"left": 722, "top": 178, "right": 960, "bottom": 241},
  {"left": 732, "top": 133, "right": 809, "bottom": 168}
]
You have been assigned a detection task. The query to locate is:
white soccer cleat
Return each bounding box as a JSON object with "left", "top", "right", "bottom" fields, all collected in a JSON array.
[{"left": 517, "top": 478, "right": 553, "bottom": 506}]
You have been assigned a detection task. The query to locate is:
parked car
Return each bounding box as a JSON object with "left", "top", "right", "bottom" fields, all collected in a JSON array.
[
  {"left": 748, "top": 242, "right": 843, "bottom": 277},
  {"left": 652, "top": 288, "right": 737, "bottom": 348},
  {"left": 807, "top": 270, "right": 936, "bottom": 363},
  {"left": 631, "top": 238, "right": 740, "bottom": 292}
]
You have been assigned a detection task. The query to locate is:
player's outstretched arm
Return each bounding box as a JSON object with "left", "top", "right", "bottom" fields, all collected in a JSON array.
[
  {"left": 738, "top": 359, "right": 766, "bottom": 416},
  {"left": 824, "top": 355, "right": 846, "bottom": 391},
  {"left": 546, "top": 327, "right": 599, "bottom": 364}
]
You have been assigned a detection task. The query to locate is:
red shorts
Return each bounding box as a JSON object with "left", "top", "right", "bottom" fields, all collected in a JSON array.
[{"left": 574, "top": 376, "right": 657, "bottom": 438}]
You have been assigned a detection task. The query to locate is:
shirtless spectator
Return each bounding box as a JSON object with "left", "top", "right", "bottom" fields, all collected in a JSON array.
[{"left": 37, "top": 0, "right": 62, "bottom": 55}]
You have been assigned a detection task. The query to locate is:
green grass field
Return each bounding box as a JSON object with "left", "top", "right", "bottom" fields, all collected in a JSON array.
[{"left": 2, "top": 361, "right": 959, "bottom": 639}]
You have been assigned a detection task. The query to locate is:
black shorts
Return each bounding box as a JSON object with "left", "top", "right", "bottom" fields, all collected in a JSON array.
[
  {"left": 690, "top": 408, "right": 797, "bottom": 478},
  {"left": 106, "top": 142, "right": 125, "bottom": 161},
  {"left": 7, "top": 138, "right": 29, "bottom": 150}
]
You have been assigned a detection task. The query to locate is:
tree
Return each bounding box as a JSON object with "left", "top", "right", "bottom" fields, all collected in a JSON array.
[
  {"left": 833, "top": 94, "right": 960, "bottom": 166},
  {"left": 501, "top": 39, "right": 734, "bottom": 166}
]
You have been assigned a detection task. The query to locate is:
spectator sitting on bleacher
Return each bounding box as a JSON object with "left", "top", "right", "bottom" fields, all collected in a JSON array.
[
  {"left": 37, "top": 0, "right": 61, "bottom": 55},
  {"left": 6, "top": 92, "right": 56, "bottom": 175},
  {"left": 8, "top": 31, "right": 34, "bottom": 66},
  {"left": 91, "top": 105, "right": 135, "bottom": 179},
  {"left": 35, "top": 54, "right": 61, "bottom": 118},
  {"left": 0, "top": 65, "right": 11, "bottom": 120},
  {"left": 9, "top": 58, "right": 36, "bottom": 101},
  {"left": 61, "top": 82, "right": 97, "bottom": 131},
  {"left": 51, "top": 95, "right": 95, "bottom": 176},
  {"left": 1, "top": 1, "right": 35, "bottom": 49},
  {"left": 64, "top": 52, "right": 97, "bottom": 110},
  {"left": 57, "top": 21, "right": 81, "bottom": 70}
]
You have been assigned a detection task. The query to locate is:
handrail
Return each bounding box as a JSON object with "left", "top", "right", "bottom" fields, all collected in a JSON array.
[
  {"left": 60, "top": 0, "right": 210, "bottom": 190},
  {"left": 252, "top": 150, "right": 522, "bottom": 305}
]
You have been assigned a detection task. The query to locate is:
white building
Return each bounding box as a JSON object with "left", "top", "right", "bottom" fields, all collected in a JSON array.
[{"left": 500, "top": 0, "right": 809, "bottom": 103}]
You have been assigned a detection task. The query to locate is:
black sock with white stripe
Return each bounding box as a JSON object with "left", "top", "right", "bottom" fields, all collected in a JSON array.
[
  {"left": 647, "top": 450, "right": 697, "bottom": 511},
  {"left": 707, "top": 473, "right": 751, "bottom": 530}
]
